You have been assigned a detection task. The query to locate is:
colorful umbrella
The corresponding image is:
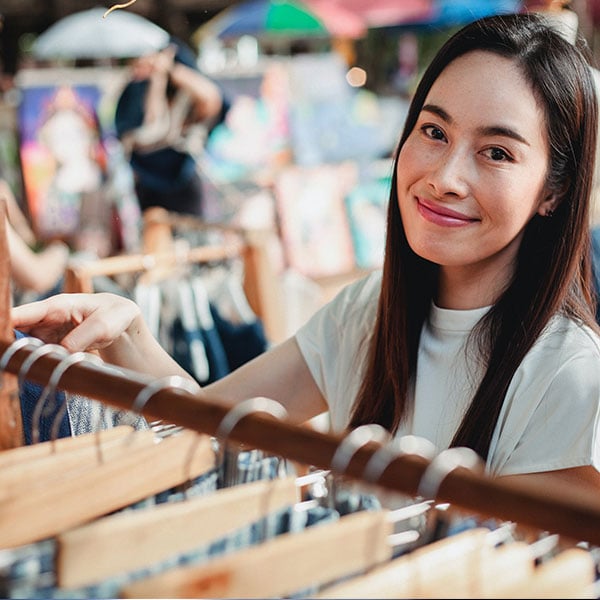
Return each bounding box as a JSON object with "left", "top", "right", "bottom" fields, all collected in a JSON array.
[{"left": 195, "top": 0, "right": 368, "bottom": 41}]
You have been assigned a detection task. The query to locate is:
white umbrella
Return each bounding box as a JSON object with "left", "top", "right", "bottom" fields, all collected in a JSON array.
[{"left": 32, "top": 7, "right": 170, "bottom": 60}]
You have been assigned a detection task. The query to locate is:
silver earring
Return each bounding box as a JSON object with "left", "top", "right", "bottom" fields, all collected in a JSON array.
[{"left": 546, "top": 209, "right": 555, "bottom": 218}]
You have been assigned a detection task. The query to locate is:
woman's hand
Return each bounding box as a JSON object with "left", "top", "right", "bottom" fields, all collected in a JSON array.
[
  {"left": 11, "top": 292, "right": 196, "bottom": 381},
  {"left": 11, "top": 293, "right": 141, "bottom": 353}
]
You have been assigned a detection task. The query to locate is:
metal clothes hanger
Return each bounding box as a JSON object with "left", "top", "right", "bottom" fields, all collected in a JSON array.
[
  {"left": 0, "top": 341, "right": 136, "bottom": 469},
  {"left": 56, "top": 395, "right": 298, "bottom": 590},
  {"left": 315, "top": 445, "right": 493, "bottom": 599},
  {"left": 120, "top": 438, "right": 394, "bottom": 599},
  {"left": 120, "top": 426, "right": 448, "bottom": 599},
  {"left": 0, "top": 374, "right": 214, "bottom": 549}
]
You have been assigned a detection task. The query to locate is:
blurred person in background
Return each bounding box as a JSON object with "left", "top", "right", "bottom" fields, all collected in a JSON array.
[
  {"left": 0, "top": 177, "right": 69, "bottom": 300},
  {"left": 114, "top": 36, "right": 229, "bottom": 218}
]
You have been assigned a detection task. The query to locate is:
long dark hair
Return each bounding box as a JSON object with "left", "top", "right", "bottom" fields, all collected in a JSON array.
[{"left": 350, "top": 12, "right": 599, "bottom": 460}]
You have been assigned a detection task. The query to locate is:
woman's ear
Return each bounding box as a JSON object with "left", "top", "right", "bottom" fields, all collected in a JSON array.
[
  {"left": 537, "top": 191, "right": 559, "bottom": 218},
  {"left": 537, "top": 175, "right": 570, "bottom": 217}
]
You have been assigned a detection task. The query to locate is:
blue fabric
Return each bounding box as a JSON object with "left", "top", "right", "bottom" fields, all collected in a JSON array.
[
  {"left": 14, "top": 331, "right": 71, "bottom": 444},
  {"left": 171, "top": 317, "right": 229, "bottom": 385},
  {"left": 591, "top": 226, "right": 600, "bottom": 323},
  {"left": 170, "top": 305, "right": 267, "bottom": 386},
  {"left": 211, "top": 303, "right": 268, "bottom": 371}
]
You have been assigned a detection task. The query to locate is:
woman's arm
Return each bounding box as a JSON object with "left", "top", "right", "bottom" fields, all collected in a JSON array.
[
  {"left": 11, "top": 292, "right": 328, "bottom": 424},
  {"left": 499, "top": 466, "right": 600, "bottom": 495}
]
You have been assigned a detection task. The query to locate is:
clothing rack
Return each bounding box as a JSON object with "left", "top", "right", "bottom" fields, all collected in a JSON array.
[
  {"left": 3, "top": 199, "right": 600, "bottom": 580},
  {"left": 63, "top": 207, "right": 286, "bottom": 343},
  {"left": 0, "top": 342, "right": 599, "bottom": 547},
  {"left": 0, "top": 199, "right": 20, "bottom": 450}
]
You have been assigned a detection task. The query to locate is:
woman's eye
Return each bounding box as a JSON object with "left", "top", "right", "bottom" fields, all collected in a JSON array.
[
  {"left": 421, "top": 125, "right": 446, "bottom": 141},
  {"left": 485, "top": 147, "right": 512, "bottom": 162}
]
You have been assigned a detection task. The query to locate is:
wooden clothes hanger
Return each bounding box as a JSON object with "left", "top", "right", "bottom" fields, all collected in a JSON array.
[
  {"left": 120, "top": 507, "right": 395, "bottom": 599},
  {"left": 0, "top": 427, "right": 215, "bottom": 549},
  {"left": 56, "top": 474, "right": 301, "bottom": 589},
  {"left": 0, "top": 371, "right": 218, "bottom": 549},
  {"left": 0, "top": 424, "right": 133, "bottom": 469},
  {"left": 0, "top": 348, "right": 598, "bottom": 596},
  {"left": 0, "top": 426, "right": 155, "bottom": 502}
]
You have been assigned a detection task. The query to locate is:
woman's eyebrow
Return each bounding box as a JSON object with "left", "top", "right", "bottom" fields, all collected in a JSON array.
[
  {"left": 422, "top": 103, "right": 451, "bottom": 122},
  {"left": 421, "top": 103, "right": 529, "bottom": 146},
  {"left": 476, "top": 125, "right": 530, "bottom": 146}
]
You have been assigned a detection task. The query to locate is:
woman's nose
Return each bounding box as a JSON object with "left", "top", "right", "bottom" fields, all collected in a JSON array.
[{"left": 427, "top": 148, "right": 470, "bottom": 198}]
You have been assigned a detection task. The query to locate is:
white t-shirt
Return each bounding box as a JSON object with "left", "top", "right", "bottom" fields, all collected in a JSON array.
[{"left": 295, "top": 270, "right": 600, "bottom": 476}]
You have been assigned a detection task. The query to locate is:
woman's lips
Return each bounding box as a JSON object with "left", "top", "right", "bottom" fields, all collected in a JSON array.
[{"left": 416, "top": 197, "right": 478, "bottom": 227}]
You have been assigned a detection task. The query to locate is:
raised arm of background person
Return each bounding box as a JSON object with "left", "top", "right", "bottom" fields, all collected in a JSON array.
[
  {"left": 0, "top": 178, "right": 36, "bottom": 246},
  {"left": 6, "top": 219, "right": 69, "bottom": 295},
  {"left": 168, "top": 55, "right": 224, "bottom": 122},
  {"left": 11, "top": 292, "right": 327, "bottom": 425}
]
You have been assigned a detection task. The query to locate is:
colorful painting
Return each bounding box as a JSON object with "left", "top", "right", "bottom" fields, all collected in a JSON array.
[{"left": 17, "top": 76, "right": 107, "bottom": 241}]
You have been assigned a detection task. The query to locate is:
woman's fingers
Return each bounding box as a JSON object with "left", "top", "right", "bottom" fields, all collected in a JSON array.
[{"left": 11, "top": 293, "right": 141, "bottom": 352}]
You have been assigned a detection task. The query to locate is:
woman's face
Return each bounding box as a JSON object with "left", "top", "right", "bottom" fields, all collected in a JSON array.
[{"left": 397, "top": 50, "right": 554, "bottom": 308}]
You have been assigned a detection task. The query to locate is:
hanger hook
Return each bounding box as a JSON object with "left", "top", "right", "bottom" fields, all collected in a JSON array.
[
  {"left": 31, "top": 351, "right": 101, "bottom": 444},
  {"left": 209, "top": 396, "right": 289, "bottom": 489},
  {"left": 130, "top": 375, "right": 198, "bottom": 418},
  {"left": 416, "top": 446, "right": 484, "bottom": 501},
  {"left": 362, "top": 434, "right": 438, "bottom": 485},
  {"left": 17, "top": 343, "right": 68, "bottom": 392},
  {"left": 215, "top": 396, "right": 289, "bottom": 444},
  {"left": 330, "top": 424, "right": 391, "bottom": 477},
  {"left": 18, "top": 343, "right": 69, "bottom": 444},
  {"left": 49, "top": 352, "right": 106, "bottom": 443},
  {"left": 0, "top": 336, "right": 44, "bottom": 389},
  {"left": 127, "top": 375, "right": 199, "bottom": 442}
]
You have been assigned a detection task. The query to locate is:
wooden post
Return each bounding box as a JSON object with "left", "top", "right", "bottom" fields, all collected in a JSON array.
[
  {"left": 242, "top": 229, "right": 286, "bottom": 344},
  {"left": 0, "top": 198, "right": 22, "bottom": 448}
]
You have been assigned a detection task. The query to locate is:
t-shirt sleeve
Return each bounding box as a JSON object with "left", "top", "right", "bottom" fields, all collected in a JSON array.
[
  {"left": 294, "top": 271, "right": 381, "bottom": 431},
  {"left": 489, "top": 326, "right": 600, "bottom": 476}
]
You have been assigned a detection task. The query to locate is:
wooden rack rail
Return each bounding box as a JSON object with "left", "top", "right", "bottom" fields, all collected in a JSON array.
[
  {"left": 0, "top": 340, "right": 599, "bottom": 547},
  {"left": 63, "top": 207, "right": 286, "bottom": 343}
]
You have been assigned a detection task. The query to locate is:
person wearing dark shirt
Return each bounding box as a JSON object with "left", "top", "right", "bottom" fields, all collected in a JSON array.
[{"left": 114, "top": 38, "right": 228, "bottom": 217}]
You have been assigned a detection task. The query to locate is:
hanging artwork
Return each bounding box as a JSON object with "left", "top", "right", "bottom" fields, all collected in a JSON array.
[
  {"left": 275, "top": 162, "right": 358, "bottom": 278},
  {"left": 18, "top": 77, "right": 107, "bottom": 241}
]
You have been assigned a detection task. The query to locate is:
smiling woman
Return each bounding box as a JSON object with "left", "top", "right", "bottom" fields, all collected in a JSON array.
[
  {"left": 11, "top": 13, "right": 600, "bottom": 496},
  {"left": 397, "top": 50, "right": 553, "bottom": 293}
]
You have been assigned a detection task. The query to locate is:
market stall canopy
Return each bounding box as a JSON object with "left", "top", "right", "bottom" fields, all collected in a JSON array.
[
  {"left": 324, "top": 0, "right": 433, "bottom": 28},
  {"left": 31, "top": 6, "right": 170, "bottom": 60},
  {"left": 420, "top": 0, "right": 523, "bottom": 28},
  {"left": 194, "top": 0, "right": 368, "bottom": 42},
  {"left": 321, "top": 0, "right": 522, "bottom": 29}
]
